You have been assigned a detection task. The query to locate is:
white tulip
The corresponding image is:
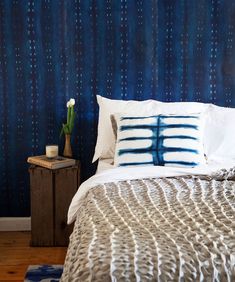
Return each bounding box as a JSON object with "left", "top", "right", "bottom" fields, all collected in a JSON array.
[
  {"left": 69, "top": 98, "right": 75, "bottom": 106},
  {"left": 67, "top": 101, "right": 71, "bottom": 108}
]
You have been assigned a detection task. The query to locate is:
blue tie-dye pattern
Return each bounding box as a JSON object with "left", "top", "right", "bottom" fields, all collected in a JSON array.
[
  {"left": 118, "top": 115, "right": 200, "bottom": 167},
  {"left": 120, "top": 135, "right": 198, "bottom": 142},
  {"left": 164, "top": 161, "right": 198, "bottom": 166},
  {"left": 24, "top": 265, "right": 63, "bottom": 282},
  {"left": 121, "top": 115, "right": 199, "bottom": 120},
  {"left": 119, "top": 162, "right": 154, "bottom": 166},
  {"left": 118, "top": 147, "right": 198, "bottom": 156},
  {"left": 120, "top": 124, "right": 198, "bottom": 131}
]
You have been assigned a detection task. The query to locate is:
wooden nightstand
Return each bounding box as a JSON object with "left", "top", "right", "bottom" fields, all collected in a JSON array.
[{"left": 29, "top": 161, "right": 80, "bottom": 246}]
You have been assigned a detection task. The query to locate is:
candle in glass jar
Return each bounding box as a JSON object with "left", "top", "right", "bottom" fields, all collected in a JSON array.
[{"left": 46, "top": 145, "right": 58, "bottom": 158}]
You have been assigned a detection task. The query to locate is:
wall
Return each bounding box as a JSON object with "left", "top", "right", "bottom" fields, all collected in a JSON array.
[{"left": 0, "top": 0, "right": 235, "bottom": 216}]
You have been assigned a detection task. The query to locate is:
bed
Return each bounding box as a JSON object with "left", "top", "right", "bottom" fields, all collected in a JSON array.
[{"left": 61, "top": 96, "right": 235, "bottom": 281}]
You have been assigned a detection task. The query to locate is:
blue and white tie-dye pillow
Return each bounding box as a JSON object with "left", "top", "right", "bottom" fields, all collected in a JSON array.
[{"left": 113, "top": 114, "right": 206, "bottom": 167}]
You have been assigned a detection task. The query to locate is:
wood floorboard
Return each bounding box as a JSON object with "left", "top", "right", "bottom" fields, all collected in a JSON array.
[{"left": 0, "top": 231, "right": 67, "bottom": 282}]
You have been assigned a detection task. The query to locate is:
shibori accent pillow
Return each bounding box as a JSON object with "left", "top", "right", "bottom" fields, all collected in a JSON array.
[{"left": 113, "top": 114, "right": 206, "bottom": 167}]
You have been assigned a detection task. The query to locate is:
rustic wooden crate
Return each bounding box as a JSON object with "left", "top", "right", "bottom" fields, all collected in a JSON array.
[{"left": 29, "top": 162, "right": 80, "bottom": 246}]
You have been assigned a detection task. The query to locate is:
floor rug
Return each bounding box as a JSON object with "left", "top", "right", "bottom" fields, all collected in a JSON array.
[{"left": 24, "top": 265, "right": 63, "bottom": 282}]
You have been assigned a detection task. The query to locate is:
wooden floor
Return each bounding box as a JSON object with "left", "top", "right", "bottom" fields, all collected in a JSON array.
[{"left": 0, "top": 231, "right": 67, "bottom": 282}]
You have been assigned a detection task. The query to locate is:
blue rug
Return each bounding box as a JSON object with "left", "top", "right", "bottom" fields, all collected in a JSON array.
[{"left": 24, "top": 265, "right": 63, "bottom": 282}]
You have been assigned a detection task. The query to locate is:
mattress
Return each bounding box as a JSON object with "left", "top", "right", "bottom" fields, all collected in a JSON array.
[{"left": 61, "top": 163, "right": 235, "bottom": 281}]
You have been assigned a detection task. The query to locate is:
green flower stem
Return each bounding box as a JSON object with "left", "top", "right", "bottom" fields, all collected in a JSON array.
[
  {"left": 67, "top": 106, "right": 71, "bottom": 125},
  {"left": 69, "top": 107, "right": 75, "bottom": 133},
  {"left": 60, "top": 105, "right": 75, "bottom": 137}
]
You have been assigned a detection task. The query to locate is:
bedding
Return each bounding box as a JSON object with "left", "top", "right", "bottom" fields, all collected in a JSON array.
[
  {"left": 96, "top": 158, "right": 114, "bottom": 174},
  {"left": 93, "top": 96, "right": 235, "bottom": 165},
  {"left": 203, "top": 104, "right": 235, "bottom": 161},
  {"left": 113, "top": 114, "right": 205, "bottom": 168},
  {"left": 93, "top": 95, "right": 209, "bottom": 163},
  {"left": 92, "top": 95, "right": 162, "bottom": 162},
  {"left": 61, "top": 164, "right": 235, "bottom": 281}
]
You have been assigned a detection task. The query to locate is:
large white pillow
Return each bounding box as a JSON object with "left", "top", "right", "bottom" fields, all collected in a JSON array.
[
  {"left": 204, "top": 104, "right": 235, "bottom": 161},
  {"left": 92, "top": 95, "right": 209, "bottom": 162},
  {"left": 92, "top": 96, "right": 162, "bottom": 162},
  {"left": 114, "top": 114, "right": 206, "bottom": 167}
]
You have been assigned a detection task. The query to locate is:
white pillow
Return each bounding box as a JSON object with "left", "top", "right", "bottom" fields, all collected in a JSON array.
[
  {"left": 92, "top": 95, "right": 162, "bottom": 162},
  {"left": 92, "top": 95, "right": 209, "bottom": 162},
  {"left": 204, "top": 104, "right": 235, "bottom": 161},
  {"left": 114, "top": 114, "right": 206, "bottom": 167}
]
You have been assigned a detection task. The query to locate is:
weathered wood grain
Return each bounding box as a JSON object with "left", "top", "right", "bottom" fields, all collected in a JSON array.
[{"left": 0, "top": 231, "right": 66, "bottom": 281}]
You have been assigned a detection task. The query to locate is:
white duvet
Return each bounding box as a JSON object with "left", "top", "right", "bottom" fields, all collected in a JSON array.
[{"left": 67, "top": 159, "right": 235, "bottom": 224}]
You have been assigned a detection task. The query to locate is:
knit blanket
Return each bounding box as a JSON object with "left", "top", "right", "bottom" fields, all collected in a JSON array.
[{"left": 61, "top": 170, "right": 235, "bottom": 281}]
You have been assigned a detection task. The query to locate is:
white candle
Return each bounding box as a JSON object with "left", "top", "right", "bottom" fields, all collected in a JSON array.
[{"left": 46, "top": 145, "right": 58, "bottom": 158}]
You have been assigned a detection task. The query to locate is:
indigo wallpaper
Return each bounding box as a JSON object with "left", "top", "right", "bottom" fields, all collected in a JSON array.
[{"left": 0, "top": 0, "right": 235, "bottom": 216}]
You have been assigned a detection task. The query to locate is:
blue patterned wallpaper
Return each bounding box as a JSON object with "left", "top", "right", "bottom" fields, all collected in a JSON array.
[{"left": 0, "top": 0, "right": 235, "bottom": 216}]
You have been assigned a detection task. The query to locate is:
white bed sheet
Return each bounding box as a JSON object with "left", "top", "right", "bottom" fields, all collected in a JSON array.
[
  {"left": 68, "top": 159, "right": 235, "bottom": 224},
  {"left": 96, "top": 158, "right": 114, "bottom": 173}
]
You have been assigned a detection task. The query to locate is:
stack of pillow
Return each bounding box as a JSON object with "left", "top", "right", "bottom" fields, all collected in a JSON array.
[{"left": 93, "top": 95, "right": 235, "bottom": 168}]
